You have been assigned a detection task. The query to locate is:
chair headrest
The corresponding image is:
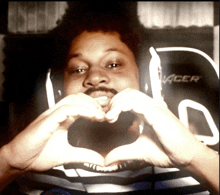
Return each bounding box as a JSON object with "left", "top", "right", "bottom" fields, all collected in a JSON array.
[{"left": 149, "top": 47, "right": 219, "bottom": 146}]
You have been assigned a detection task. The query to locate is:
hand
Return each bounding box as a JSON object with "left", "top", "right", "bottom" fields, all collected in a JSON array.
[
  {"left": 105, "top": 88, "right": 206, "bottom": 168},
  {"left": 1, "top": 93, "right": 106, "bottom": 173}
]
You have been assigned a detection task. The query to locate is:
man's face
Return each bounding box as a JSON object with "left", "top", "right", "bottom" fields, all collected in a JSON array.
[{"left": 64, "top": 31, "right": 140, "bottom": 112}]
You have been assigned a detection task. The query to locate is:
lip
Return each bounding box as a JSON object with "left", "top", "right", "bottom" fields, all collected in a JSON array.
[
  {"left": 94, "top": 96, "right": 110, "bottom": 108},
  {"left": 90, "top": 91, "right": 114, "bottom": 99},
  {"left": 95, "top": 97, "right": 111, "bottom": 110},
  {"left": 94, "top": 96, "right": 108, "bottom": 101},
  {"left": 90, "top": 91, "right": 114, "bottom": 109}
]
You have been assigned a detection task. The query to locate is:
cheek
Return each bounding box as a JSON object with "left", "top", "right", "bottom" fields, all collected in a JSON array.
[
  {"left": 124, "top": 67, "right": 140, "bottom": 90},
  {"left": 114, "top": 73, "right": 140, "bottom": 91},
  {"left": 126, "top": 75, "right": 140, "bottom": 90},
  {"left": 64, "top": 77, "right": 83, "bottom": 96}
]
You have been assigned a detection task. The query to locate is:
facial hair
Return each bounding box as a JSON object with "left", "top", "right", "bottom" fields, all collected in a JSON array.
[{"left": 84, "top": 86, "right": 118, "bottom": 96}]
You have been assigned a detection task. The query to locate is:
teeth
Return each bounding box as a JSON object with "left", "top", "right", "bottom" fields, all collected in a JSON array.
[{"left": 94, "top": 96, "right": 108, "bottom": 101}]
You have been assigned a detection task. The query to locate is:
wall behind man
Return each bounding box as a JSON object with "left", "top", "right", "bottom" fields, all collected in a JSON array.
[
  {"left": 0, "top": 0, "right": 8, "bottom": 146},
  {"left": 0, "top": 0, "right": 8, "bottom": 101},
  {"left": 137, "top": 1, "right": 218, "bottom": 70}
]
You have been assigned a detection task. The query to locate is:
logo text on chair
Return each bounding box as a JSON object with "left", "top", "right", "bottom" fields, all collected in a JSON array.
[{"left": 163, "top": 74, "right": 202, "bottom": 84}]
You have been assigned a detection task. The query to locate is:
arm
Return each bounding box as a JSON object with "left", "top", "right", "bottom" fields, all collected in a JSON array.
[
  {"left": 104, "top": 88, "right": 219, "bottom": 194},
  {"left": 184, "top": 144, "right": 219, "bottom": 195},
  {"left": 0, "top": 93, "right": 105, "bottom": 191},
  {"left": 0, "top": 145, "right": 23, "bottom": 191}
]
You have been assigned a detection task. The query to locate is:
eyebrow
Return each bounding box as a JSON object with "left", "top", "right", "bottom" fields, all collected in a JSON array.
[
  {"left": 67, "top": 53, "right": 81, "bottom": 61},
  {"left": 67, "top": 48, "right": 125, "bottom": 61},
  {"left": 105, "top": 48, "right": 118, "bottom": 52},
  {"left": 105, "top": 48, "right": 127, "bottom": 55}
]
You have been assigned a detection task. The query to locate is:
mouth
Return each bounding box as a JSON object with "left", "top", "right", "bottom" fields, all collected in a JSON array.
[
  {"left": 91, "top": 92, "right": 115, "bottom": 111},
  {"left": 85, "top": 87, "right": 118, "bottom": 111},
  {"left": 94, "top": 95, "right": 110, "bottom": 108},
  {"left": 94, "top": 96, "right": 108, "bottom": 101}
]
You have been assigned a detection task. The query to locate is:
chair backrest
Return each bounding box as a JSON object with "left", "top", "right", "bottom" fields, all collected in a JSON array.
[{"left": 149, "top": 47, "right": 219, "bottom": 146}]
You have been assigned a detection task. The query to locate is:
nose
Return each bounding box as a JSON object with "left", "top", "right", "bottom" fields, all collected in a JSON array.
[{"left": 83, "top": 68, "right": 110, "bottom": 87}]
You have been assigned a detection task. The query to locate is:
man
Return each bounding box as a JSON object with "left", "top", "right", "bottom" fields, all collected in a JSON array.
[{"left": 0, "top": 3, "right": 219, "bottom": 194}]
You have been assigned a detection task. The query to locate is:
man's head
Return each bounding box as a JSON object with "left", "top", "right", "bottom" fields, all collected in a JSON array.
[
  {"left": 50, "top": 2, "right": 141, "bottom": 69},
  {"left": 47, "top": 3, "right": 143, "bottom": 155},
  {"left": 64, "top": 31, "right": 140, "bottom": 112},
  {"left": 49, "top": 2, "right": 142, "bottom": 106}
]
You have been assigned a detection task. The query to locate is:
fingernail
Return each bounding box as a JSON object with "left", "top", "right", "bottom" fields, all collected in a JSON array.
[
  {"left": 107, "top": 116, "right": 118, "bottom": 123},
  {"left": 105, "top": 110, "right": 115, "bottom": 119},
  {"left": 97, "top": 112, "right": 105, "bottom": 119}
]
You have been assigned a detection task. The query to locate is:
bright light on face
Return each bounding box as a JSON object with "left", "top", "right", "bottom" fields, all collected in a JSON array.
[{"left": 64, "top": 31, "right": 140, "bottom": 97}]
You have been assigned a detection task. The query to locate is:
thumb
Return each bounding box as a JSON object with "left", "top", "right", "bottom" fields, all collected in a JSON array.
[
  {"left": 104, "top": 142, "right": 143, "bottom": 166},
  {"left": 65, "top": 146, "right": 105, "bottom": 167}
]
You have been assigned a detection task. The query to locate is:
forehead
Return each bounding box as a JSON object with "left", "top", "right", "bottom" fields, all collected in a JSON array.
[{"left": 68, "top": 31, "right": 136, "bottom": 60}]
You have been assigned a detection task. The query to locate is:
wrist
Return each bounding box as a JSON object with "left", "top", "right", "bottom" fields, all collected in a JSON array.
[
  {"left": 0, "top": 145, "right": 25, "bottom": 177},
  {"left": 185, "top": 143, "right": 218, "bottom": 172},
  {"left": 183, "top": 143, "right": 219, "bottom": 194},
  {"left": 0, "top": 145, "right": 25, "bottom": 189}
]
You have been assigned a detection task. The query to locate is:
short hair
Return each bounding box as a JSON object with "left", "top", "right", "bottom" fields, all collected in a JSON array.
[{"left": 48, "top": 2, "right": 141, "bottom": 70}]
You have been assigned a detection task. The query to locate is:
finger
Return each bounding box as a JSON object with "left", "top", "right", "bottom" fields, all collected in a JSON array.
[
  {"left": 139, "top": 104, "right": 202, "bottom": 165},
  {"left": 15, "top": 104, "right": 105, "bottom": 159},
  {"left": 104, "top": 141, "right": 143, "bottom": 166},
  {"left": 106, "top": 89, "right": 168, "bottom": 124},
  {"left": 19, "top": 129, "right": 105, "bottom": 170},
  {"left": 105, "top": 89, "right": 139, "bottom": 122},
  {"left": 45, "top": 105, "right": 106, "bottom": 131},
  {"left": 37, "top": 93, "right": 103, "bottom": 122},
  {"left": 24, "top": 104, "right": 105, "bottom": 144},
  {"left": 105, "top": 107, "right": 121, "bottom": 123},
  {"left": 56, "top": 93, "right": 103, "bottom": 110},
  {"left": 108, "top": 88, "right": 133, "bottom": 109}
]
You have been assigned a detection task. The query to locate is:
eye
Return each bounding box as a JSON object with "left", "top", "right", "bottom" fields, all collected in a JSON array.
[
  {"left": 107, "top": 63, "right": 120, "bottom": 68},
  {"left": 75, "top": 68, "right": 86, "bottom": 73},
  {"left": 68, "top": 67, "right": 87, "bottom": 75}
]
